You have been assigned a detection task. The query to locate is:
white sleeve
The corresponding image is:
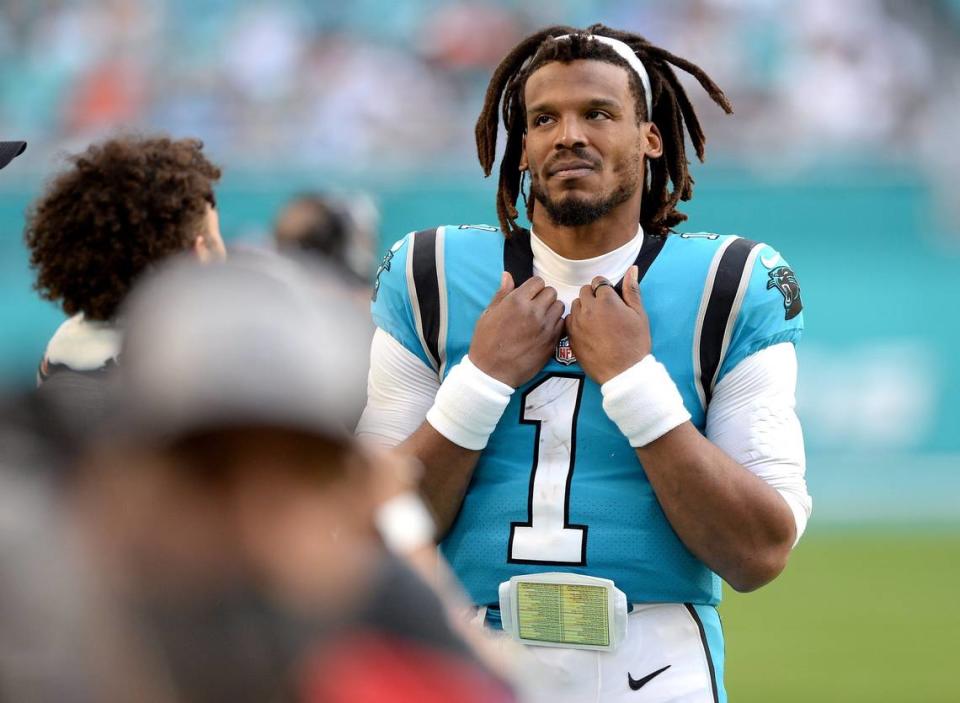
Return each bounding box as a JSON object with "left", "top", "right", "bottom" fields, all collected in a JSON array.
[
  {"left": 356, "top": 328, "right": 440, "bottom": 447},
  {"left": 705, "top": 342, "right": 812, "bottom": 546}
]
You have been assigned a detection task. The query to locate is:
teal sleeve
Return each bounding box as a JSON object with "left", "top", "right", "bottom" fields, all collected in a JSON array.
[
  {"left": 717, "top": 243, "right": 804, "bottom": 382},
  {"left": 370, "top": 234, "right": 434, "bottom": 369}
]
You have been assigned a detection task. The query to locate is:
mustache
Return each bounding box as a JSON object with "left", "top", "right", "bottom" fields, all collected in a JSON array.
[{"left": 544, "top": 147, "right": 600, "bottom": 173}]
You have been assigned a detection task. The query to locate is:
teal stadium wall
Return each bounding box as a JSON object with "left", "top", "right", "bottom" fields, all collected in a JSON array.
[{"left": 2, "top": 164, "right": 957, "bottom": 526}]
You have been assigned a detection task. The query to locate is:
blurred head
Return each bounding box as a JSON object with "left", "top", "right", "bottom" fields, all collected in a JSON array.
[
  {"left": 84, "top": 251, "right": 376, "bottom": 608},
  {"left": 476, "top": 25, "right": 733, "bottom": 236},
  {"left": 273, "top": 192, "right": 376, "bottom": 286},
  {"left": 25, "top": 136, "right": 224, "bottom": 322},
  {"left": 274, "top": 194, "right": 346, "bottom": 256},
  {"left": 144, "top": 427, "right": 383, "bottom": 610}
]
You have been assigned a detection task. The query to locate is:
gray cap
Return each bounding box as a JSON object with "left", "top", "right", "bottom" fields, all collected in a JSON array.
[{"left": 117, "top": 250, "right": 372, "bottom": 444}]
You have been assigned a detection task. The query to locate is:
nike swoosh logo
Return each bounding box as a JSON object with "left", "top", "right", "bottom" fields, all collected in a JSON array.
[
  {"left": 628, "top": 664, "right": 671, "bottom": 691},
  {"left": 761, "top": 252, "right": 781, "bottom": 269}
]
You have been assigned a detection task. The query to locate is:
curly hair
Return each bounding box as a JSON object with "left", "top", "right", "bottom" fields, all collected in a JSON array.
[
  {"left": 25, "top": 136, "right": 222, "bottom": 321},
  {"left": 476, "top": 24, "right": 732, "bottom": 237}
]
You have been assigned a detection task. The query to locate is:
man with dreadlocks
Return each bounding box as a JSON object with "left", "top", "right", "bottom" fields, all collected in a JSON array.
[{"left": 359, "top": 24, "right": 810, "bottom": 702}]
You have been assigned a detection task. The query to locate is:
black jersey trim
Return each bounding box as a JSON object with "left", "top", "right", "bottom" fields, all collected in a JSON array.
[
  {"left": 613, "top": 233, "right": 668, "bottom": 296},
  {"left": 698, "top": 237, "right": 759, "bottom": 405},
  {"left": 502, "top": 228, "right": 534, "bottom": 288},
  {"left": 684, "top": 604, "right": 720, "bottom": 703},
  {"left": 410, "top": 227, "right": 442, "bottom": 371},
  {"left": 505, "top": 228, "right": 666, "bottom": 293}
]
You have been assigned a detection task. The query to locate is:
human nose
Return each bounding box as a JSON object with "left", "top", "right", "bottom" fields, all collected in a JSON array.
[{"left": 554, "top": 114, "right": 587, "bottom": 150}]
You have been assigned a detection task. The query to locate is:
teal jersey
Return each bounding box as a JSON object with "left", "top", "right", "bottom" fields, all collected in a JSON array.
[{"left": 372, "top": 226, "right": 803, "bottom": 609}]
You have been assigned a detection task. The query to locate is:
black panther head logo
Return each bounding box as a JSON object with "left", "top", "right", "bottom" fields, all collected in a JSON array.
[
  {"left": 371, "top": 247, "right": 394, "bottom": 302},
  {"left": 766, "top": 266, "right": 803, "bottom": 320}
]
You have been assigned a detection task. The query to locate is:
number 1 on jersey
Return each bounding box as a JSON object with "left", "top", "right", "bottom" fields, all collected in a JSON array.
[{"left": 508, "top": 374, "right": 587, "bottom": 565}]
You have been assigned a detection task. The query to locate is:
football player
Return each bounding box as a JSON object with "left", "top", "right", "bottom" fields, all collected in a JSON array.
[{"left": 359, "top": 24, "right": 811, "bottom": 703}]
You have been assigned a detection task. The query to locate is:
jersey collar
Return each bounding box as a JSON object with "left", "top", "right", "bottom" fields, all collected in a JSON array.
[{"left": 503, "top": 227, "right": 667, "bottom": 292}]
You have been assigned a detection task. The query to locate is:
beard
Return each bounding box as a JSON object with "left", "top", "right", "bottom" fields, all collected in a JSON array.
[
  {"left": 529, "top": 151, "right": 643, "bottom": 227},
  {"left": 530, "top": 180, "right": 634, "bottom": 226}
]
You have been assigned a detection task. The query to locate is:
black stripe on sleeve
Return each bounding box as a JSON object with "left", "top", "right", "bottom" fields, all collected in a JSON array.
[
  {"left": 684, "top": 604, "right": 719, "bottom": 703},
  {"left": 411, "top": 228, "right": 441, "bottom": 370},
  {"left": 699, "top": 237, "right": 757, "bottom": 404}
]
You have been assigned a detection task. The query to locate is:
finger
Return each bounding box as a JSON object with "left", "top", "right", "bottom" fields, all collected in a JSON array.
[
  {"left": 517, "top": 275, "right": 546, "bottom": 299},
  {"left": 548, "top": 314, "right": 565, "bottom": 344},
  {"left": 545, "top": 298, "right": 565, "bottom": 324},
  {"left": 590, "top": 275, "right": 609, "bottom": 290},
  {"left": 591, "top": 275, "right": 617, "bottom": 299},
  {"left": 621, "top": 265, "right": 644, "bottom": 313},
  {"left": 552, "top": 313, "right": 566, "bottom": 339},
  {"left": 542, "top": 300, "right": 564, "bottom": 336},
  {"left": 532, "top": 284, "right": 559, "bottom": 311},
  {"left": 569, "top": 297, "right": 582, "bottom": 318},
  {"left": 578, "top": 284, "right": 594, "bottom": 301},
  {"left": 489, "top": 272, "right": 515, "bottom": 306}
]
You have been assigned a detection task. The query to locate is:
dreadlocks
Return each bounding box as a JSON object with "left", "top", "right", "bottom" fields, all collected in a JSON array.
[{"left": 475, "top": 24, "right": 732, "bottom": 238}]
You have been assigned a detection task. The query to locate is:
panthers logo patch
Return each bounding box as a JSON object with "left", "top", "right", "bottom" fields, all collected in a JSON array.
[
  {"left": 372, "top": 238, "right": 409, "bottom": 302},
  {"left": 371, "top": 248, "right": 394, "bottom": 302},
  {"left": 766, "top": 266, "right": 803, "bottom": 320}
]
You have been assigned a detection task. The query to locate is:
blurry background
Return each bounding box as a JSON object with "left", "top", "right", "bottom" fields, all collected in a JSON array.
[{"left": 0, "top": 1, "right": 957, "bottom": 700}]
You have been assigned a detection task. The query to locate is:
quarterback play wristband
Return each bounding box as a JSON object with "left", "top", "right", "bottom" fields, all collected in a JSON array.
[
  {"left": 426, "top": 356, "right": 514, "bottom": 450},
  {"left": 601, "top": 355, "right": 691, "bottom": 447},
  {"left": 498, "top": 572, "right": 629, "bottom": 652}
]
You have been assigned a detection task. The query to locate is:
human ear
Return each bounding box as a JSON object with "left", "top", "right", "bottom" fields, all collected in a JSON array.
[
  {"left": 193, "top": 235, "right": 210, "bottom": 262},
  {"left": 643, "top": 123, "right": 663, "bottom": 159}
]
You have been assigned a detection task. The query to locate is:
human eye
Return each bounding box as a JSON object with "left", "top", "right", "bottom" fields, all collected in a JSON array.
[
  {"left": 586, "top": 109, "right": 611, "bottom": 120},
  {"left": 532, "top": 114, "right": 554, "bottom": 127}
]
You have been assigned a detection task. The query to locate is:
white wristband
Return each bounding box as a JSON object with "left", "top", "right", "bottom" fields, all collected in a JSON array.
[
  {"left": 426, "top": 356, "right": 514, "bottom": 450},
  {"left": 601, "top": 355, "right": 691, "bottom": 447}
]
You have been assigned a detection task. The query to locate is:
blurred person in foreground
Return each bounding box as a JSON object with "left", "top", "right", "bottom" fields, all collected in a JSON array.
[
  {"left": 0, "top": 458, "right": 175, "bottom": 702},
  {"left": 73, "top": 252, "right": 516, "bottom": 703},
  {"left": 358, "top": 24, "right": 811, "bottom": 702},
  {"left": 273, "top": 191, "right": 378, "bottom": 297},
  {"left": 23, "top": 135, "right": 224, "bottom": 439}
]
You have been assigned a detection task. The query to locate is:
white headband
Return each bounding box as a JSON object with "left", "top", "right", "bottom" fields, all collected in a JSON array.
[{"left": 554, "top": 34, "right": 653, "bottom": 119}]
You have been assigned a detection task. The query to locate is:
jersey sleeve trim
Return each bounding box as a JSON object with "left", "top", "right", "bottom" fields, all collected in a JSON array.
[
  {"left": 692, "top": 236, "right": 763, "bottom": 409},
  {"left": 407, "top": 226, "right": 449, "bottom": 375}
]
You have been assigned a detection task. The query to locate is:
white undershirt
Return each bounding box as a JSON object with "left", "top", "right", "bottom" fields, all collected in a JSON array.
[
  {"left": 357, "top": 227, "right": 812, "bottom": 543},
  {"left": 531, "top": 226, "right": 644, "bottom": 313}
]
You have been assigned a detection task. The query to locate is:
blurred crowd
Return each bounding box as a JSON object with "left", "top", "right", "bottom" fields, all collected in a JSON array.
[{"left": 2, "top": 0, "right": 959, "bottom": 174}]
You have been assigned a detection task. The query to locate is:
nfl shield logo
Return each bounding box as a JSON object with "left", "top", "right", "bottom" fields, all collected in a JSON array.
[{"left": 555, "top": 336, "right": 576, "bottom": 365}]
